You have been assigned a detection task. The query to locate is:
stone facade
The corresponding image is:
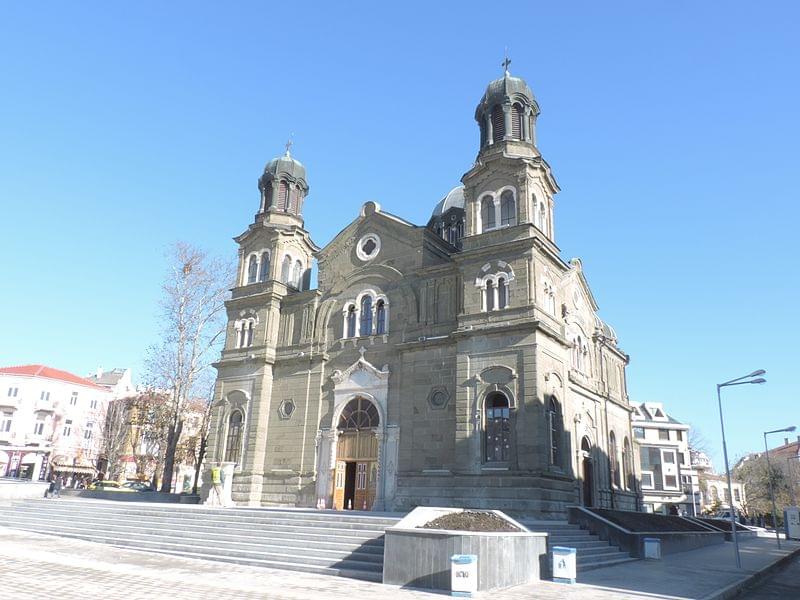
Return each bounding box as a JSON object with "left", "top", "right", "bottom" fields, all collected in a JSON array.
[{"left": 206, "top": 69, "right": 639, "bottom": 518}]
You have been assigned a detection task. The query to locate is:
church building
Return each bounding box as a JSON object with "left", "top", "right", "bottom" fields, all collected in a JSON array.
[{"left": 206, "top": 67, "right": 639, "bottom": 518}]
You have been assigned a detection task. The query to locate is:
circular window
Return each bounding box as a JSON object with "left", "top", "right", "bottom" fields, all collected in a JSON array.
[
  {"left": 278, "top": 399, "right": 296, "bottom": 420},
  {"left": 431, "top": 391, "right": 447, "bottom": 408},
  {"left": 356, "top": 234, "right": 381, "bottom": 262}
]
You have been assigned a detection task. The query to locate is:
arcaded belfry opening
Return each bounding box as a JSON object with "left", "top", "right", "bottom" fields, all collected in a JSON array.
[{"left": 334, "top": 397, "right": 380, "bottom": 510}]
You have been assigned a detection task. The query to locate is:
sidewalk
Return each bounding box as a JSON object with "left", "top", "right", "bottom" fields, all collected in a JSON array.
[{"left": 0, "top": 526, "right": 797, "bottom": 599}]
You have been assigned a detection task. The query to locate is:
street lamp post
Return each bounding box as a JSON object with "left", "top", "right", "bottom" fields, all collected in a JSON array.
[
  {"left": 764, "top": 426, "right": 797, "bottom": 549},
  {"left": 717, "top": 369, "right": 766, "bottom": 569}
]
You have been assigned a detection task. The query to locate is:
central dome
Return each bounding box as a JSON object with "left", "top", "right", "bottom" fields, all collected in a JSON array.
[{"left": 431, "top": 185, "right": 465, "bottom": 219}]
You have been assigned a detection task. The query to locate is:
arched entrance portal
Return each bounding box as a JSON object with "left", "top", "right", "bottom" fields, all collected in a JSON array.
[
  {"left": 581, "top": 437, "right": 594, "bottom": 507},
  {"left": 333, "top": 397, "right": 379, "bottom": 510}
]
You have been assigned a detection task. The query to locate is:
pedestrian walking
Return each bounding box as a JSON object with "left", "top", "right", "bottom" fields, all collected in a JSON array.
[{"left": 53, "top": 475, "right": 62, "bottom": 499}]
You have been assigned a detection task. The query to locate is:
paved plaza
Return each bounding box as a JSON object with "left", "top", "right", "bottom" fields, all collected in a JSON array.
[{"left": 0, "top": 525, "right": 798, "bottom": 599}]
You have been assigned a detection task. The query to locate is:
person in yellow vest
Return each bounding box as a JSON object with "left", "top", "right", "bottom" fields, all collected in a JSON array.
[{"left": 210, "top": 465, "right": 223, "bottom": 506}]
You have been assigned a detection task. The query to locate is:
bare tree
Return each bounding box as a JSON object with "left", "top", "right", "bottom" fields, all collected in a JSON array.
[
  {"left": 146, "top": 242, "right": 231, "bottom": 493},
  {"left": 99, "top": 398, "right": 131, "bottom": 479}
]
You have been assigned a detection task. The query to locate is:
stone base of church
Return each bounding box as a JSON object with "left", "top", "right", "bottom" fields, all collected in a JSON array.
[{"left": 392, "top": 473, "right": 579, "bottom": 519}]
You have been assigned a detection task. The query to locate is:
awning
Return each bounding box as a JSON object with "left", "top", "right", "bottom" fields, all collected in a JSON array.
[{"left": 51, "top": 464, "right": 97, "bottom": 475}]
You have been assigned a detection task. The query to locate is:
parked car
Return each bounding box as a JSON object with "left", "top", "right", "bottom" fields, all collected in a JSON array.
[
  {"left": 88, "top": 480, "right": 135, "bottom": 492},
  {"left": 121, "top": 481, "right": 155, "bottom": 492}
]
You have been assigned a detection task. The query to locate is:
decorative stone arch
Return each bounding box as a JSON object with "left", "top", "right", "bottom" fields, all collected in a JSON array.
[
  {"left": 316, "top": 354, "right": 396, "bottom": 511},
  {"left": 579, "top": 433, "right": 597, "bottom": 507}
]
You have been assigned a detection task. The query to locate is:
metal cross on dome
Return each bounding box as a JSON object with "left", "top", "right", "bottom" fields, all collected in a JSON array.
[
  {"left": 502, "top": 52, "right": 511, "bottom": 74},
  {"left": 284, "top": 136, "right": 293, "bottom": 155}
]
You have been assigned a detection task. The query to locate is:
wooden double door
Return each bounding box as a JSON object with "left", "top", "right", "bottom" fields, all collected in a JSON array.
[{"left": 333, "top": 430, "right": 378, "bottom": 510}]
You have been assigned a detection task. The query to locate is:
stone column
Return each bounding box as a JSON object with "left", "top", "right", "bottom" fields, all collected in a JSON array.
[
  {"left": 485, "top": 113, "right": 493, "bottom": 145},
  {"left": 314, "top": 428, "right": 337, "bottom": 508},
  {"left": 503, "top": 102, "right": 512, "bottom": 141},
  {"left": 383, "top": 425, "right": 400, "bottom": 509},
  {"left": 373, "top": 429, "right": 386, "bottom": 511},
  {"left": 522, "top": 108, "right": 531, "bottom": 142}
]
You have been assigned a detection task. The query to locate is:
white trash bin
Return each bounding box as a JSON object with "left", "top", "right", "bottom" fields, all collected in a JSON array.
[
  {"left": 552, "top": 546, "right": 576, "bottom": 584},
  {"left": 450, "top": 554, "right": 477, "bottom": 597},
  {"left": 644, "top": 537, "right": 661, "bottom": 559}
]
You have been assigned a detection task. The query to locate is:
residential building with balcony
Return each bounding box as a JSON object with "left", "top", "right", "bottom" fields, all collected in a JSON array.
[
  {"left": 632, "top": 402, "right": 697, "bottom": 514},
  {"left": 0, "top": 364, "right": 112, "bottom": 481}
]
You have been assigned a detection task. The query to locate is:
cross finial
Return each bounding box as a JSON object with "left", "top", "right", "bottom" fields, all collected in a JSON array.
[
  {"left": 358, "top": 346, "right": 367, "bottom": 360},
  {"left": 502, "top": 49, "right": 511, "bottom": 75},
  {"left": 284, "top": 135, "right": 293, "bottom": 156}
]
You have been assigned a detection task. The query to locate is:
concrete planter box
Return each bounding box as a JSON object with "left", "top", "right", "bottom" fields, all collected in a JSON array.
[{"left": 383, "top": 507, "right": 547, "bottom": 592}]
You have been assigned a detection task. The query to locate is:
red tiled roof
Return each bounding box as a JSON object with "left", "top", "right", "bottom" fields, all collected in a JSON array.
[{"left": 0, "top": 364, "right": 109, "bottom": 391}]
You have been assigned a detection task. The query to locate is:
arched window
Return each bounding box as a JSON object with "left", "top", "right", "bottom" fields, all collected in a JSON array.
[
  {"left": 337, "top": 397, "right": 379, "bottom": 430},
  {"left": 485, "top": 280, "right": 495, "bottom": 311},
  {"left": 500, "top": 190, "right": 516, "bottom": 226},
  {"left": 280, "top": 255, "right": 291, "bottom": 284},
  {"left": 481, "top": 196, "right": 495, "bottom": 231},
  {"left": 258, "top": 252, "right": 270, "bottom": 282},
  {"left": 292, "top": 260, "right": 303, "bottom": 289},
  {"left": 247, "top": 255, "right": 258, "bottom": 284},
  {"left": 448, "top": 226, "right": 457, "bottom": 246},
  {"left": 623, "top": 437, "right": 632, "bottom": 490},
  {"left": 491, "top": 105, "right": 505, "bottom": 143},
  {"left": 376, "top": 300, "right": 387, "bottom": 335},
  {"left": 511, "top": 103, "right": 523, "bottom": 139},
  {"left": 277, "top": 181, "right": 288, "bottom": 211},
  {"left": 360, "top": 295, "right": 373, "bottom": 336},
  {"left": 497, "top": 277, "right": 507, "bottom": 309},
  {"left": 246, "top": 321, "right": 254, "bottom": 347},
  {"left": 539, "top": 202, "right": 547, "bottom": 235},
  {"left": 572, "top": 335, "right": 585, "bottom": 371},
  {"left": 609, "top": 431, "right": 620, "bottom": 488},
  {"left": 346, "top": 305, "right": 356, "bottom": 338},
  {"left": 237, "top": 324, "right": 246, "bottom": 348},
  {"left": 543, "top": 280, "right": 556, "bottom": 314},
  {"left": 485, "top": 392, "right": 510, "bottom": 462},
  {"left": 224, "top": 411, "right": 243, "bottom": 464},
  {"left": 456, "top": 220, "right": 464, "bottom": 240},
  {"left": 548, "top": 396, "right": 561, "bottom": 467}
]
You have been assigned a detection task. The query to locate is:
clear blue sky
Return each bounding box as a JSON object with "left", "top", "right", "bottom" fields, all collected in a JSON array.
[{"left": 1, "top": 2, "right": 798, "bottom": 466}]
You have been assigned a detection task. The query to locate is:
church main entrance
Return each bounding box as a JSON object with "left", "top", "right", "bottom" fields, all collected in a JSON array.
[
  {"left": 581, "top": 436, "right": 594, "bottom": 507},
  {"left": 333, "top": 397, "right": 379, "bottom": 510}
]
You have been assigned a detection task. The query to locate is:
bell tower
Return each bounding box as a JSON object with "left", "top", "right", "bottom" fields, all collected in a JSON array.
[{"left": 462, "top": 60, "right": 559, "bottom": 245}]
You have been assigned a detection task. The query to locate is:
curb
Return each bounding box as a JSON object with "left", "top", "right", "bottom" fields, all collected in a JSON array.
[{"left": 699, "top": 545, "right": 800, "bottom": 600}]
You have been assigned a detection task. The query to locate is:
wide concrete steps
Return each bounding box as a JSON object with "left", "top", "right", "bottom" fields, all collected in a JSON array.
[
  {"left": 521, "top": 520, "right": 638, "bottom": 572},
  {"left": 0, "top": 499, "right": 400, "bottom": 582}
]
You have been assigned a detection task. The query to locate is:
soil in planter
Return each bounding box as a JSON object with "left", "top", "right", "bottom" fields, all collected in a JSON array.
[{"left": 419, "top": 511, "right": 521, "bottom": 532}]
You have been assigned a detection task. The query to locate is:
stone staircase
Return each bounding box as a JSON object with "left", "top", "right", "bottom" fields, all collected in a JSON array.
[
  {"left": 0, "top": 499, "right": 400, "bottom": 582},
  {"left": 519, "top": 519, "right": 638, "bottom": 571}
]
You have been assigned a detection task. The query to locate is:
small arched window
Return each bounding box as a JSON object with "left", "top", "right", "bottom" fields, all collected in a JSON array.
[
  {"left": 280, "top": 255, "right": 291, "bottom": 284},
  {"left": 548, "top": 397, "right": 561, "bottom": 467},
  {"left": 456, "top": 220, "right": 464, "bottom": 240},
  {"left": 573, "top": 335, "right": 585, "bottom": 371},
  {"left": 543, "top": 280, "right": 556, "bottom": 314},
  {"left": 247, "top": 255, "right": 258, "bottom": 284},
  {"left": 376, "top": 299, "right": 387, "bottom": 335},
  {"left": 448, "top": 226, "right": 457, "bottom": 246},
  {"left": 623, "top": 437, "right": 632, "bottom": 490},
  {"left": 539, "top": 202, "right": 547, "bottom": 235},
  {"left": 491, "top": 105, "right": 505, "bottom": 143},
  {"left": 292, "top": 260, "right": 303, "bottom": 289},
  {"left": 497, "top": 277, "right": 508, "bottom": 309},
  {"left": 346, "top": 305, "right": 356, "bottom": 338},
  {"left": 500, "top": 190, "right": 516, "bottom": 226},
  {"left": 258, "top": 252, "right": 270, "bottom": 282},
  {"left": 481, "top": 196, "right": 495, "bottom": 231},
  {"left": 276, "top": 181, "right": 288, "bottom": 211},
  {"left": 485, "top": 392, "right": 510, "bottom": 462},
  {"left": 511, "top": 103, "right": 523, "bottom": 139},
  {"left": 224, "top": 411, "right": 243, "bottom": 464},
  {"left": 485, "top": 280, "right": 495, "bottom": 311},
  {"left": 237, "top": 324, "right": 246, "bottom": 348},
  {"left": 360, "top": 295, "right": 373, "bottom": 336},
  {"left": 610, "top": 431, "right": 620, "bottom": 488}
]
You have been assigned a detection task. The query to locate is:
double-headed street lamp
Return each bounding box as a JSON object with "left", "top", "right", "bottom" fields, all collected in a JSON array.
[
  {"left": 764, "top": 425, "right": 797, "bottom": 549},
  {"left": 717, "top": 369, "right": 766, "bottom": 569}
]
